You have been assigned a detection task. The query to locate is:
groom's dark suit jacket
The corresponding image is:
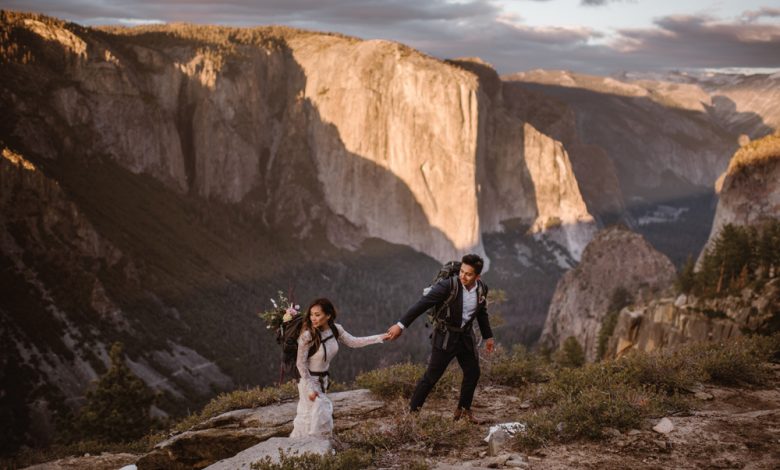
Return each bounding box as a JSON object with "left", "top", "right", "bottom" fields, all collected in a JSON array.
[{"left": 399, "top": 278, "right": 493, "bottom": 350}]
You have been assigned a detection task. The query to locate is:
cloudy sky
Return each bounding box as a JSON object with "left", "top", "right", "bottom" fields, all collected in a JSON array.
[{"left": 2, "top": 0, "right": 779, "bottom": 75}]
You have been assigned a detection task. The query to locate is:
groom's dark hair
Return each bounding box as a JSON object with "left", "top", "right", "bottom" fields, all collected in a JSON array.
[{"left": 461, "top": 254, "right": 484, "bottom": 274}]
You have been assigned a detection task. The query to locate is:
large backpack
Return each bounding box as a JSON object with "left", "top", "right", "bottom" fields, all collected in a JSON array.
[
  {"left": 424, "top": 261, "right": 486, "bottom": 331},
  {"left": 276, "top": 315, "right": 339, "bottom": 381},
  {"left": 424, "top": 261, "right": 462, "bottom": 328}
]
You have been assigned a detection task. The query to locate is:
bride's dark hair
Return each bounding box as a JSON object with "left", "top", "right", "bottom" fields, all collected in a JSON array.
[{"left": 303, "top": 298, "right": 340, "bottom": 351}]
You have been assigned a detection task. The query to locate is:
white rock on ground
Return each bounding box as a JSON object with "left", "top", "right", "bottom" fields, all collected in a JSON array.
[{"left": 653, "top": 417, "right": 674, "bottom": 434}]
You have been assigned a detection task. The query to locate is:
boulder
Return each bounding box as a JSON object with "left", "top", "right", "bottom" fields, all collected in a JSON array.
[
  {"left": 652, "top": 417, "right": 674, "bottom": 434},
  {"left": 136, "top": 389, "right": 383, "bottom": 469},
  {"left": 205, "top": 436, "right": 332, "bottom": 469}
]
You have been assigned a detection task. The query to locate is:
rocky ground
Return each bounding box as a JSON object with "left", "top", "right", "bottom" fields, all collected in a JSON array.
[{"left": 22, "top": 365, "right": 780, "bottom": 470}]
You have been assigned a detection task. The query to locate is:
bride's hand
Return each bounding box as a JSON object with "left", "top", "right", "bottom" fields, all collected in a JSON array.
[{"left": 308, "top": 391, "right": 318, "bottom": 401}]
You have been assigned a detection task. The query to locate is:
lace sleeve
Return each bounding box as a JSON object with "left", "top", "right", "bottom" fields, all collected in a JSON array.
[
  {"left": 335, "top": 324, "right": 385, "bottom": 348},
  {"left": 296, "top": 330, "right": 319, "bottom": 393}
]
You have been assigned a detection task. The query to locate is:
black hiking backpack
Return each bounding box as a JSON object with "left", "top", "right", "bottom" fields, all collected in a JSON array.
[
  {"left": 424, "top": 260, "right": 486, "bottom": 331},
  {"left": 424, "top": 261, "right": 462, "bottom": 328}
]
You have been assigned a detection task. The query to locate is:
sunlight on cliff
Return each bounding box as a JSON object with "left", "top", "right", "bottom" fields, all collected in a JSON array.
[{"left": 2, "top": 148, "right": 37, "bottom": 171}]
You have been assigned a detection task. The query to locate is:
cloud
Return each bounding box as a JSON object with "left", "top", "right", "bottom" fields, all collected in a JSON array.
[
  {"left": 610, "top": 14, "right": 780, "bottom": 70},
  {"left": 740, "top": 7, "right": 780, "bottom": 23},
  {"left": 3, "top": 0, "right": 500, "bottom": 26},
  {"left": 3, "top": 0, "right": 779, "bottom": 75}
]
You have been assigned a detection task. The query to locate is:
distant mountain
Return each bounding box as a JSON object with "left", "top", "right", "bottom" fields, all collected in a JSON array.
[
  {"left": 701, "top": 132, "right": 780, "bottom": 260},
  {"left": 505, "top": 69, "right": 780, "bottom": 265},
  {"left": 541, "top": 134, "right": 780, "bottom": 362}
]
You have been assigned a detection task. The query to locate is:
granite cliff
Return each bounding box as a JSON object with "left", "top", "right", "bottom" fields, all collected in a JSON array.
[
  {"left": 701, "top": 132, "right": 780, "bottom": 261},
  {"left": 604, "top": 133, "right": 780, "bottom": 358},
  {"left": 539, "top": 225, "right": 677, "bottom": 361},
  {"left": 507, "top": 70, "right": 780, "bottom": 266}
]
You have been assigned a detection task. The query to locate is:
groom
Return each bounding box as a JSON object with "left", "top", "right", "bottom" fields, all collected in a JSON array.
[{"left": 386, "top": 254, "right": 494, "bottom": 422}]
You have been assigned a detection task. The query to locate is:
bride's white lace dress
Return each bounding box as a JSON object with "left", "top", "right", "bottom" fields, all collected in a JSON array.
[{"left": 290, "top": 323, "right": 384, "bottom": 438}]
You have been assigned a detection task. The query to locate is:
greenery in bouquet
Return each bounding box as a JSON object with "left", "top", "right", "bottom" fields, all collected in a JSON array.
[{"left": 258, "top": 291, "right": 302, "bottom": 332}]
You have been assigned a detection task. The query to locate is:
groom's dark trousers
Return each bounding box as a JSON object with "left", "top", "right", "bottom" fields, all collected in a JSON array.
[{"left": 409, "top": 328, "right": 480, "bottom": 410}]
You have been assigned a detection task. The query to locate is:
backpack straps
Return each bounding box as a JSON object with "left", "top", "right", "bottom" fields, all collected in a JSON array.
[
  {"left": 309, "top": 332, "right": 336, "bottom": 362},
  {"left": 442, "top": 276, "right": 459, "bottom": 320}
]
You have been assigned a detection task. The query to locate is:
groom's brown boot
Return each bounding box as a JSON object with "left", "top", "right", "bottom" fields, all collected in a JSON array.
[{"left": 454, "top": 407, "right": 483, "bottom": 424}]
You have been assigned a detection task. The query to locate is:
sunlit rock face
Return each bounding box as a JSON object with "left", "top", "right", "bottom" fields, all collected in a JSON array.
[
  {"left": 7, "top": 17, "right": 597, "bottom": 265},
  {"left": 539, "top": 226, "right": 676, "bottom": 361},
  {"left": 605, "top": 278, "right": 778, "bottom": 359},
  {"left": 505, "top": 70, "right": 748, "bottom": 209},
  {"left": 449, "top": 58, "right": 597, "bottom": 262},
  {"left": 701, "top": 133, "right": 780, "bottom": 261},
  {"left": 287, "top": 37, "right": 486, "bottom": 262}
]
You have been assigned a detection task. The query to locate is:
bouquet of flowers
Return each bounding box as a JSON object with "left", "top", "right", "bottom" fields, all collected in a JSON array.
[{"left": 258, "top": 291, "right": 301, "bottom": 332}]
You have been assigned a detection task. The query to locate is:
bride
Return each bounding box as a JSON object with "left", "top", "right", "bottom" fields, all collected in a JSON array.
[{"left": 290, "top": 298, "right": 388, "bottom": 438}]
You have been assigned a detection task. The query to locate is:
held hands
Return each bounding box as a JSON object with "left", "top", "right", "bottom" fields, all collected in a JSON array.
[
  {"left": 385, "top": 324, "right": 403, "bottom": 341},
  {"left": 485, "top": 338, "right": 495, "bottom": 354}
]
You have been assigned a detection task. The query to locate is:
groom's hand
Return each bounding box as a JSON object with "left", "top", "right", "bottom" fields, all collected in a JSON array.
[
  {"left": 485, "top": 338, "right": 495, "bottom": 354},
  {"left": 386, "top": 324, "right": 403, "bottom": 341}
]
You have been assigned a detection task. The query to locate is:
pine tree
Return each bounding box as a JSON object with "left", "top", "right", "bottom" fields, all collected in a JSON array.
[
  {"left": 73, "top": 342, "right": 157, "bottom": 442},
  {"left": 675, "top": 255, "right": 697, "bottom": 294},
  {"left": 556, "top": 336, "right": 586, "bottom": 368},
  {"left": 757, "top": 220, "right": 780, "bottom": 279}
]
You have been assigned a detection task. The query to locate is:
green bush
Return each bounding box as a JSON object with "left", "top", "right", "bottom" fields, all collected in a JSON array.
[
  {"left": 354, "top": 363, "right": 460, "bottom": 399},
  {"left": 688, "top": 334, "right": 778, "bottom": 386},
  {"left": 518, "top": 381, "right": 650, "bottom": 448},
  {"left": 487, "top": 345, "right": 549, "bottom": 386},
  {"left": 616, "top": 349, "right": 705, "bottom": 394},
  {"left": 251, "top": 449, "right": 372, "bottom": 470},
  {"left": 520, "top": 354, "right": 694, "bottom": 450},
  {"left": 518, "top": 334, "right": 779, "bottom": 450},
  {"left": 342, "top": 411, "right": 471, "bottom": 454},
  {"left": 553, "top": 337, "right": 586, "bottom": 368},
  {"left": 71, "top": 342, "right": 158, "bottom": 443}
]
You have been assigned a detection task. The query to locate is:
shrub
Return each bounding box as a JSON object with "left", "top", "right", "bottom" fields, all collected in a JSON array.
[
  {"left": 554, "top": 337, "right": 585, "bottom": 368},
  {"left": 354, "top": 363, "right": 460, "bottom": 400},
  {"left": 516, "top": 334, "right": 780, "bottom": 450},
  {"left": 616, "top": 349, "right": 705, "bottom": 394},
  {"left": 71, "top": 342, "right": 158, "bottom": 443},
  {"left": 688, "top": 334, "right": 777, "bottom": 386},
  {"left": 520, "top": 356, "right": 692, "bottom": 450},
  {"left": 251, "top": 449, "right": 372, "bottom": 470},
  {"left": 518, "top": 381, "right": 650, "bottom": 449},
  {"left": 342, "top": 410, "right": 471, "bottom": 455},
  {"left": 487, "top": 345, "right": 549, "bottom": 387}
]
